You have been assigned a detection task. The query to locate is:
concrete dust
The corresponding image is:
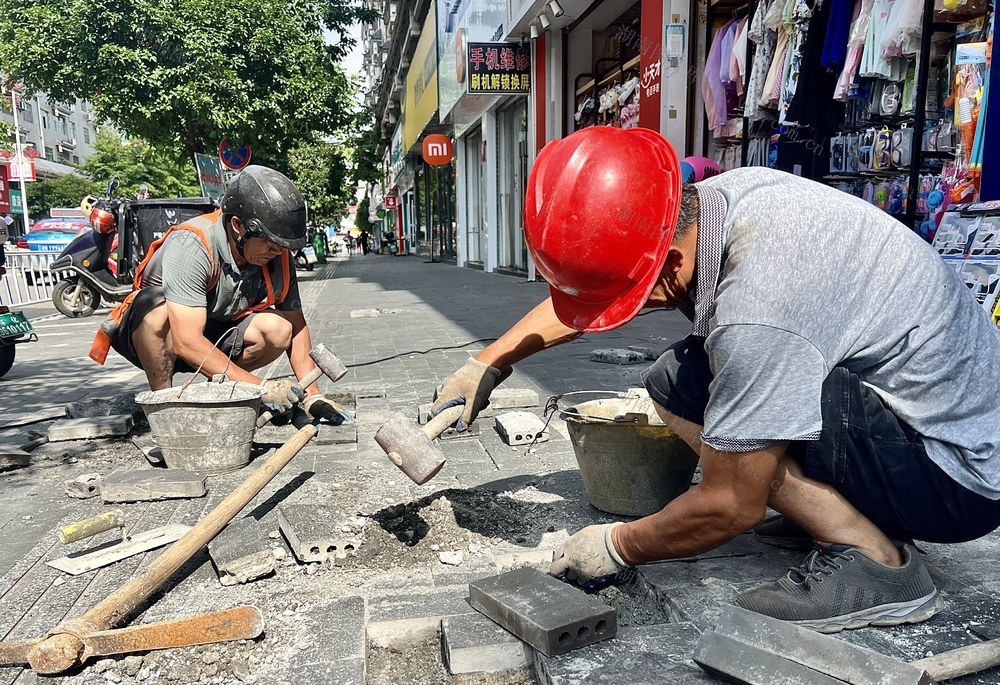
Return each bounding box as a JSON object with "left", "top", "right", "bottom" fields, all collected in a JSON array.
[{"left": 366, "top": 636, "right": 537, "bottom": 685}]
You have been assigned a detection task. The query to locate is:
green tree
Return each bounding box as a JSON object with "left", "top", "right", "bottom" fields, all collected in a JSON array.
[
  {"left": 348, "top": 115, "right": 381, "bottom": 186},
  {"left": 355, "top": 194, "right": 372, "bottom": 232},
  {"left": 0, "top": 0, "right": 374, "bottom": 161},
  {"left": 80, "top": 131, "right": 200, "bottom": 198},
  {"left": 287, "top": 136, "right": 353, "bottom": 226},
  {"left": 26, "top": 174, "right": 98, "bottom": 218}
]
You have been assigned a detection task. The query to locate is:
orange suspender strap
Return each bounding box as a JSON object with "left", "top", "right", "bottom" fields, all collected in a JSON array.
[
  {"left": 89, "top": 213, "right": 223, "bottom": 365},
  {"left": 233, "top": 250, "right": 292, "bottom": 319}
]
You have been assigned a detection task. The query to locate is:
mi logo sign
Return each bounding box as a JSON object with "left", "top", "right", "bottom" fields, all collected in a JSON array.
[{"left": 422, "top": 134, "right": 453, "bottom": 166}]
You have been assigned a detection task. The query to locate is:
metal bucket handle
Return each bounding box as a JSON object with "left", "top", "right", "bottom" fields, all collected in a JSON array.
[
  {"left": 548, "top": 390, "right": 651, "bottom": 425},
  {"left": 176, "top": 326, "right": 242, "bottom": 398}
]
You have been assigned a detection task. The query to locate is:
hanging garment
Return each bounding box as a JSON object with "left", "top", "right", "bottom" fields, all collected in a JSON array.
[
  {"left": 745, "top": 0, "right": 779, "bottom": 119},
  {"left": 778, "top": 0, "right": 817, "bottom": 123},
  {"left": 880, "top": 0, "right": 922, "bottom": 57},
  {"left": 786, "top": 0, "right": 847, "bottom": 126},
  {"left": 821, "top": 0, "right": 855, "bottom": 69},
  {"left": 762, "top": 29, "right": 792, "bottom": 108},
  {"left": 859, "top": 0, "right": 908, "bottom": 80},
  {"left": 731, "top": 17, "right": 750, "bottom": 96},
  {"left": 703, "top": 19, "right": 737, "bottom": 131}
]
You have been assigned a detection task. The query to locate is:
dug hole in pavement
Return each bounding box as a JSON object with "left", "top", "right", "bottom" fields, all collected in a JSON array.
[{"left": 0, "top": 254, "right": 997, "bottom": 685}]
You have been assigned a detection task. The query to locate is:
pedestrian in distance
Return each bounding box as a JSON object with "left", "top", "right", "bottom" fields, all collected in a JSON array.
[
  {"left": 428, "top": 126, "right": 1000, "bottom": 634},
  {"left": 88, "top": 165, "right": 347, "bottom": 424}
]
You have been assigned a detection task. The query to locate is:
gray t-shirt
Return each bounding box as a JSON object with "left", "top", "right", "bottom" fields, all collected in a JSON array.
[
  {"left": 141, "top": 219, "right": 301, "bottom": 320},
  {"left": 694, "top": 168, "right": 1000, "bottom": 500}
]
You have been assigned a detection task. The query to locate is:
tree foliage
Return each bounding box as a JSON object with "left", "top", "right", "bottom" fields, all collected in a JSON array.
[
  {"left": 287, "top": 136, "right": 353, "bottom": 226},
  {"left": 26, "top": 174, "right": 97, "bottom": 218},
  {"left": 0, "top": 0, "right": 374, "bottom": 161},
  {"left": 348, "top": 114, "right": 382, "bottom": 186},
  {"left": 80, "top": 130, "right": 200, "bottom": 198},
  {"left": 355, "top": 194, "right": 372, "bottom": 232}
]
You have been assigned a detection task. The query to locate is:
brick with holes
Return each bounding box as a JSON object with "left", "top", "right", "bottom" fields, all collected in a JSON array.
[
  {"left": 469, "top": 567, "right": 617, "bottom": 656},
  {"left": 495, "top": 411, "right": 549, "bottom": 447},
  {"left": 277, "top": 504, "right": 361, "bottom": 564}
]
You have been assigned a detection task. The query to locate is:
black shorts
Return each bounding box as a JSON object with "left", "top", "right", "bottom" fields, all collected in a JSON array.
[
  {"left": 642, "top": 335, "right": 1000, "bottom": 544},
  {"left": 110, "top": 286, "right": 255, "bottom": 375}
]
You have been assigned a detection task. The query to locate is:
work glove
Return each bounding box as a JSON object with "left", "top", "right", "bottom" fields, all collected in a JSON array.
[
  {"left": 302, "top": 393, "right": 355, "bottom": 425},
  {"left": 431, "top": 358, "right": 509, "bottom": 431},
  {"left": 550, "top": 523, "right": 629, "bottom": 585},
  {"left": 260, "top": 379, "right": 304, "bottom": 414}
]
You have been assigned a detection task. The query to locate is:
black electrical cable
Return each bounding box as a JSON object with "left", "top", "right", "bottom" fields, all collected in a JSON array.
[{"left": 344, "top": 337, "right": 499, "bottom": 368}]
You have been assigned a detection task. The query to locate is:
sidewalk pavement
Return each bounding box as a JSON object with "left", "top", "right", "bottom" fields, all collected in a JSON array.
[{"left": 0, "top": 254, "right": 996, "bottom": 684}]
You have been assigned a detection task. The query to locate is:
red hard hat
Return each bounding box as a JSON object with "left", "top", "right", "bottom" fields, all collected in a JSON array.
[{"left": 524, "top": 127, "right": 682, "bottom": 332}]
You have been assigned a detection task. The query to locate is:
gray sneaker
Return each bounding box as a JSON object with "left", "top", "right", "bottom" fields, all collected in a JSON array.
[
  {"left": 752, "top": 515, "right": 814, "bottom": 550},
  {"left": 735, "top": 543, "right": 939, "bottom": 633}
]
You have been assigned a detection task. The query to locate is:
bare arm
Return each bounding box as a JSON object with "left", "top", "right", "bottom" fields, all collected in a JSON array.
[
  {"left": 282, "top": 308, "right": 321, "bottom": 395},
  {"left": 475, "top": 297, "right": 582, "bottom": 370},
  {"left": 612, "top": 411, "right": 783, "bottom": 563},
  {"left": 165, "top": 302, "right": 260, "bottom": 384}
]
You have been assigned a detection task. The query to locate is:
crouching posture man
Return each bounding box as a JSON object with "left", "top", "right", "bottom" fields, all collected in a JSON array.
[
  {"left": 430, "top": 127, "right": 1000, "bottom": 633},
  {"left": 90, "top": 165, "right": 341, "bottom": 421}
]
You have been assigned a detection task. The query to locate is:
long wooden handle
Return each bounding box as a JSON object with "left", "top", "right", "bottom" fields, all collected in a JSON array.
[
  {"left": 81, "top": 424, "right": 318, "bottom": 630},
  {"left": 255, "top": 367, "right": 325, "bottom": 428},
  {"left": 912, "top": 638, "right": 1000, "bottom": 681}
]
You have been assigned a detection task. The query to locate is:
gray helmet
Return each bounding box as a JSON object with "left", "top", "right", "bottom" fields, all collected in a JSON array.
[{"left": 221, "top": 165, "right": 307, "bottom": 250}]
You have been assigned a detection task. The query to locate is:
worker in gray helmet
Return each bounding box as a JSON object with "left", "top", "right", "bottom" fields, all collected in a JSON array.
[{"left": 91, "top": 165, "right": 344, "bottom": 422}]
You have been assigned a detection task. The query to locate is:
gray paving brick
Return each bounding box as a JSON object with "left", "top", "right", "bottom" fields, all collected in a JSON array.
[
  {"left": 495, "top": 411, "right": 549, "bottom": 446},
  {"left": 100, "top": 469, "right": 206, "bottom": 502},
  {"left": 485, "top": 388, "right": 540, "bottom": 411},
  {"left": 626, "top": 345, "right": 662, "bottom": 360},
  {"left": 442, "top": 612, "right": 532, "bottom": 675},
  {"left": 366, "top": 588, "right": 472, "bottom": 648},
  {"left": 694, "top": 630, "right": 846, "bottom": 685},
  {"left": 537, "top": 622, "right": 715, "bottom": 685},
  {"left": 208, "top": 516, "right": 275, "bottom": 586},
  {"left": 47, "top": 414, "right": 134, "bottom": 442},
  {"left": 62, "top": 473, "right": 102, "bottom": 499},
  {"left": 469, "top": 567, "right": 616, "bottom": 656},
  {"left": 64, "top": 393, "right": 140, "bottom": 419},
  {"left": 277, "top": 504, "right": 361, "bottom": 564}
]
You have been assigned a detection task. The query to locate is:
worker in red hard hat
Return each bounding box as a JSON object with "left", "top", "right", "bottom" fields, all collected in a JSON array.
[{"left": 430, "top": 126, "right": 1000, "bottom": 633}]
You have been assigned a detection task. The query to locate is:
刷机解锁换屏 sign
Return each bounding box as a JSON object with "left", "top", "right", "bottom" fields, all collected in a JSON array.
[{"left": 466, "top": 43, "right": 530, "bottom": 95}]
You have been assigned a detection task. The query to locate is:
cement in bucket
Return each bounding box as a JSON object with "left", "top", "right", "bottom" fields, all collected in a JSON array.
[
  {"left": 560, "top": 398, "right": 699, "bottom": 517},
  {"left": 135, "top": 381, "right": 264, "bottom": 474}
]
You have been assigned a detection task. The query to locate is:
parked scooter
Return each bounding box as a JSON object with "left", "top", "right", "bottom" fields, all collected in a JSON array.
[
  {"left": 0, "top": 292, "right": 36, "bottom": 378},
  {"left": 48, "top": 179, "right": 130, "bottom": 318}
]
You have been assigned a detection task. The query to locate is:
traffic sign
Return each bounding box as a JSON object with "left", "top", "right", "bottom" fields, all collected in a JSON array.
[
  {"left": 218, "top": 139, "right": 252, "bottom": 171},
  {"left": 422, "top": 134, "right": 453, "bottom": 166}
]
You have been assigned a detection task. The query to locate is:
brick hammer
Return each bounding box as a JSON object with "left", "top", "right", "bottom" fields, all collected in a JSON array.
[
  {"left": 255, "top": 342, "right": 348, "bottom": 427},
  {"left": 374, "top": 405, "right": 465, "bottom": 484}
]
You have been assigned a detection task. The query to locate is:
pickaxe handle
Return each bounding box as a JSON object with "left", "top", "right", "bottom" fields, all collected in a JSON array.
[{"left": 912, "top": 637, "right": 1000, "bottom": 682}]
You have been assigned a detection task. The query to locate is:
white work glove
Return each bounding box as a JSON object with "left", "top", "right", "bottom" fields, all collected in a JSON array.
[
  {"left": 261, "top": 379, "right": 304, "bottom": 414},
  {"left": 550, "top": 523, "right": 629, "bottom": 584},
  {"left": 431, "top": 358, "right": 508, "bottom": 431},
  {"left": 302, "top": 393, "right": 354, "bottom": 425}
]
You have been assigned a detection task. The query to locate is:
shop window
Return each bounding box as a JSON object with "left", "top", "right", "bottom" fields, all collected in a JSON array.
[{"left": 571, "top": 7, "right": 642, "bottom": 132}]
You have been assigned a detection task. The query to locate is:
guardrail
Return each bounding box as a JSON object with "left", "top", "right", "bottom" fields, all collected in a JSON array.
[{"left": 0, "top": 250, "right": 70, "bottom": 307}]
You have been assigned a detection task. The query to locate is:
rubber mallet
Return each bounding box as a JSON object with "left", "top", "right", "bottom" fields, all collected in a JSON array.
[
  {"left": 374, "top": 405, "right": 465, "bottom": 484},
  {"left": 256, "top": 343, "right": 348, "bottom": 428}
]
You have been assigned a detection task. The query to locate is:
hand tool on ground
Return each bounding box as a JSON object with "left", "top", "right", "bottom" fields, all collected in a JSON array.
[
  {"left": 694, "top": 605, "right": 1000, "bottom": 684},
  {"left": 374, "top": 404, "right": 465, "bottom": 484},
  {"left": 58, "top": 510, "right": 127, "bottom": 545},
  {"left": 255, "top": 343, "right": 348, "bottom": 428},
  {"left": 0, "top": 422, "right": 319, "bottom": 674}
]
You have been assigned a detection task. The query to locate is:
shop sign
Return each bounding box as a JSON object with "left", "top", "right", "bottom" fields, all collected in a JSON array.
[
  {"left": 389, "top": 124, "right": 405, "bottom": 181},
  {"left": 466, "top": 43, "right": 530, "bottom": 95},
  {"left": 9, "top": 188, "right": 22, "bottom": 212},
  {"left": 422, "top": 134, "right": 453, "bottom": 166},
  {"left": 641, "top": 59, "right": 662, "bottom": 100},
  {"left": 436, "top": 0, "right": 506, "bottom": 119},
  {"left": 403, "top": 4, "right": 439, "bottom": 151},
  {"left": 385, "top": 195, "right": 399, "bottom": 209},
  {"left": 0, "top": 166, "right": 11, "bottom": 214}
]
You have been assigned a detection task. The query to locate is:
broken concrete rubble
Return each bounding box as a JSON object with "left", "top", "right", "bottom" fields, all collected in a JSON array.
[
  {"left": 589, "top": 348, "right": 646, "bottom": 365},
  {"left": 64, "top": 393, "right": 140, "bottom": 420},
  {"left": 62, "top": 472, "right": 102, "bottom": 499},
  {"left": 209, "top": 516, "right": 276, "bottom": 586}
]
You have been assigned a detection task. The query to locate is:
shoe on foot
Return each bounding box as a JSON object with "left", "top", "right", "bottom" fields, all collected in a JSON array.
[
  {"left": 735, "top": 543, "right": 939, "bottom": 633},
  {"left": 752, "top": 515, "right": 814, "bottom": 550}
]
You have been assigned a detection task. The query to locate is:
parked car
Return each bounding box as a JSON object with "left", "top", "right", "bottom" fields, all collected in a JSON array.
[{"left": 16, "top": 219, "right": 90, "bottom": 252}]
